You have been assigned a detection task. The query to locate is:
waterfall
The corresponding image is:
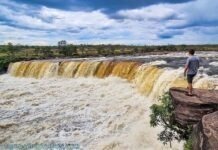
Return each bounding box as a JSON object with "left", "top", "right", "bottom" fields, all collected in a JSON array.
[
  {"left": 95, "top": 61, "right": 116, "bottom": 78},
  {"left": 58, "top": 61, "right": 82, "bottom": 77},
  {"left": 8, "top": 60, "right": 216, "bottom": 100}
]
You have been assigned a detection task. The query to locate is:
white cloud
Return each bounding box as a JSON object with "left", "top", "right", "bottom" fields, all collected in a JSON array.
[
  {"left": 0, "top": 24, "right": 52, "bottom": 45},
  {"left": 0, "top": 1, "right": 116, "bottom": 32},
  {"left": 39, "top": 7, "right": 116, "bottom": 30},
  {"left": 0, "top": 0, "right": 218, "bottom": 45},
  {"left": 117, "top": 4, "right": 178, "bottom": 21}
]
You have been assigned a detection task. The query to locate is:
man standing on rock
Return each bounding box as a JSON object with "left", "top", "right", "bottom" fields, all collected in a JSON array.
[{"left": 184, "top": 49, "right": 200, "bottom": 96}]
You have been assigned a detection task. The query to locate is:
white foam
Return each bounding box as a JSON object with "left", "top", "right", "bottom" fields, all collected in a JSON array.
[
  {"left": 0, "top": 75, "right": 183, "bottom": 149},
  {"left": 210, "top": 62, "right": 218, "bottom": 66},
  {"left": 149, "top": 60, "right": 167, "bottom": 65}
]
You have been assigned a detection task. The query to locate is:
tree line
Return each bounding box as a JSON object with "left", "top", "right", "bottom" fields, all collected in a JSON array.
[{"left": 0, "top": 43, "right": 218, "bottom": 73}]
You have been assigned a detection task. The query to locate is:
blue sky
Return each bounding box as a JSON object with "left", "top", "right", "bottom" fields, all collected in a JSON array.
[{"left": 0, "top": 0, "right": 218, "bottom": 45}]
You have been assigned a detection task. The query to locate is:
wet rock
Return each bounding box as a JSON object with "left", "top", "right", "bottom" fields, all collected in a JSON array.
[
  {"left": 169, "top": 87, "right": 218, "bottom": 126},
  {"left": 0, "top": 123, "right": 18, "bottom": 129},
  {"left": 0, "top": 100, "right": 14, "bottom": 105},
  {"left": 0, "top": 137, "right": 7, "bottom": 144},
  {"left": 32, "top": 103, "right": 40, "bottom": 106},
  {"left": 0, "top": 136, "right": 10, "bottom": 144}
]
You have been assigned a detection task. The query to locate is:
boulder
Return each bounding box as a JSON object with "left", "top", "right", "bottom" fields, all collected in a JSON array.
[
  {"left": 201, "top": 111, "right": 218, "bottom": 150},
  {"left": 193, "top": 111, "right": 218, "bottom": 150},
  {"left": 169, "top": 87, "right": 218, "bottom": 126}
]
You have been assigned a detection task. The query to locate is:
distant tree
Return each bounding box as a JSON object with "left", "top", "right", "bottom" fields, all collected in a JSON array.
[
  {"left": 59, "top": 45, "right": 77, "bottom": 57},
  {"left": 7, "top": 42, "right": 15, "bottom": 58},
  {"left": 110, "top": 46, "right": 115, "bottom": 55},
  {"left": 96, "top": 46, "right": 103, "bottom": 55},
  {"left": 167, "top": 45, "right": 177, "bottom": 51},
  {"left": 24, "top": 48, "right": 29, "bottom": 58},
  {"left": 180, "top": 45, "right": 187, "bottom": 51},
  {"left": 71, "top": 45, "right": 78, "bottom": 56},
  {"left": 41, "top": 47, "right": 53, "bottom": 58},
  {"left": 69, "top": 45, "right": 77, "bottom": 56},
  {"left": 133, "top": 47, "right": 139, "bottom": 53},
  {"left": 79, "top": 46, "right": 85, "bottom": 56},
  {"left": 34, "top": 47, "right": 41, "bottom": 57}
]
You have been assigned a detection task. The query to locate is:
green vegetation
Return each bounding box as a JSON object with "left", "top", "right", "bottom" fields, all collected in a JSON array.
[
  {"left": 0, "top": 43, "right": 218, "bottom": 73},
  {"left": 150, "top": 93, "right": 193, "bottom": 149},
  {"left": 184, "top": 136, "right": 193, "bottom": 150}
]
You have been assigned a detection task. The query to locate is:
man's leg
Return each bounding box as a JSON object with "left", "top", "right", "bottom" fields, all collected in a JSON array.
[
  {"left": 188, "top": 83, "right": 193, "bottom": 95},
  {"left": 187, "top": 74, "right": 195, "bottom": 96}
]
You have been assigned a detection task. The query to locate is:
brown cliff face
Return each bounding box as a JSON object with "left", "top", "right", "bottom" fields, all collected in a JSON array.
[
  {"left": 192, "top": 111, "right": 218, "bottom": 150},
  {"left": 201, "top": 111, "right": 218, "bottom": 150},
  {"left": 169, "top": 87, "right": 218, "bottom": 126},
  {"left": 169, "top": 87, "right": 218, "bottom": 150}
]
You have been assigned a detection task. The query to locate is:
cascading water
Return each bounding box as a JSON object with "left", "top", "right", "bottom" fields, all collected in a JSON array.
[
  {"left": 1, "top": 55, "right": 218, "bottom": 149},
  {"left": 7, "top": 60, "right": 217, "bottom": 99}
]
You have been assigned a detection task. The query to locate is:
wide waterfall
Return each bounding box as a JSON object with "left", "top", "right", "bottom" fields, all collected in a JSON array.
[
  {"left": 8, "top": 60, "right": 217, "bottom": 100},
  {"left": 1, "top": 55, "right": 218, "bottom": 149}
]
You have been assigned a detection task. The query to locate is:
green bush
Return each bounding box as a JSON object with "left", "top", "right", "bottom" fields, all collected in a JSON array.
[
  {"left": 150, "top": 92, "right": 193, "bottom": 147},
  {"left": 0, "top": 56, "right": 11, "bottom": 73},
  {"left": 184, "top": 136, "right": 193, "bottom": 150}
]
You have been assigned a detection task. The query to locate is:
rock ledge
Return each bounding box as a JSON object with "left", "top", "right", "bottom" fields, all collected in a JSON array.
[{"left": 169, "top": 87, "right": 218, "bottom": 150}]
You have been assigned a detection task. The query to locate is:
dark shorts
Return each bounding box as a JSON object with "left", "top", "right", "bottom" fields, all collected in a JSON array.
[{"left": 187, "top": 74, "right": 196, "bottom": 84}]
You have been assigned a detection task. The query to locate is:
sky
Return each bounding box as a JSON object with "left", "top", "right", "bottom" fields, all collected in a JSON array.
[{"left": 0, "top": 0, "right": 218, "bottom": 45}]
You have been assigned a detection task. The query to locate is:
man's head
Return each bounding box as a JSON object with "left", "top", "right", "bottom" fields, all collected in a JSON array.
[{"left": 188, "top": 49, "right": 195, "bottom": 55}]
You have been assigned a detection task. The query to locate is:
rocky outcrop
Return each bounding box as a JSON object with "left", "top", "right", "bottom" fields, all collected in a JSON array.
[
  {"left": 192, "top": 111, "right": 218, "bottom": 150},
  {"left": 169, "top": 87, "right": 218, "bottom": 150},
  {"left": 201, "top": 111, "right": 218, "bottom": 149},
  {"left": 169, "top": 87, "right": 218, "bottom": 126}
]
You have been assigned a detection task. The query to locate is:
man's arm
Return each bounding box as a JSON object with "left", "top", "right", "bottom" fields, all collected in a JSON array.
[
  {"left": 184, "top": 58, "right": 189, "bottom": 76},
  {"left": 184, "top": 64, "right": 188, "bottom": 76},
  {"left": 197, "top": 57, "right": 200, "bottom": 69}
]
